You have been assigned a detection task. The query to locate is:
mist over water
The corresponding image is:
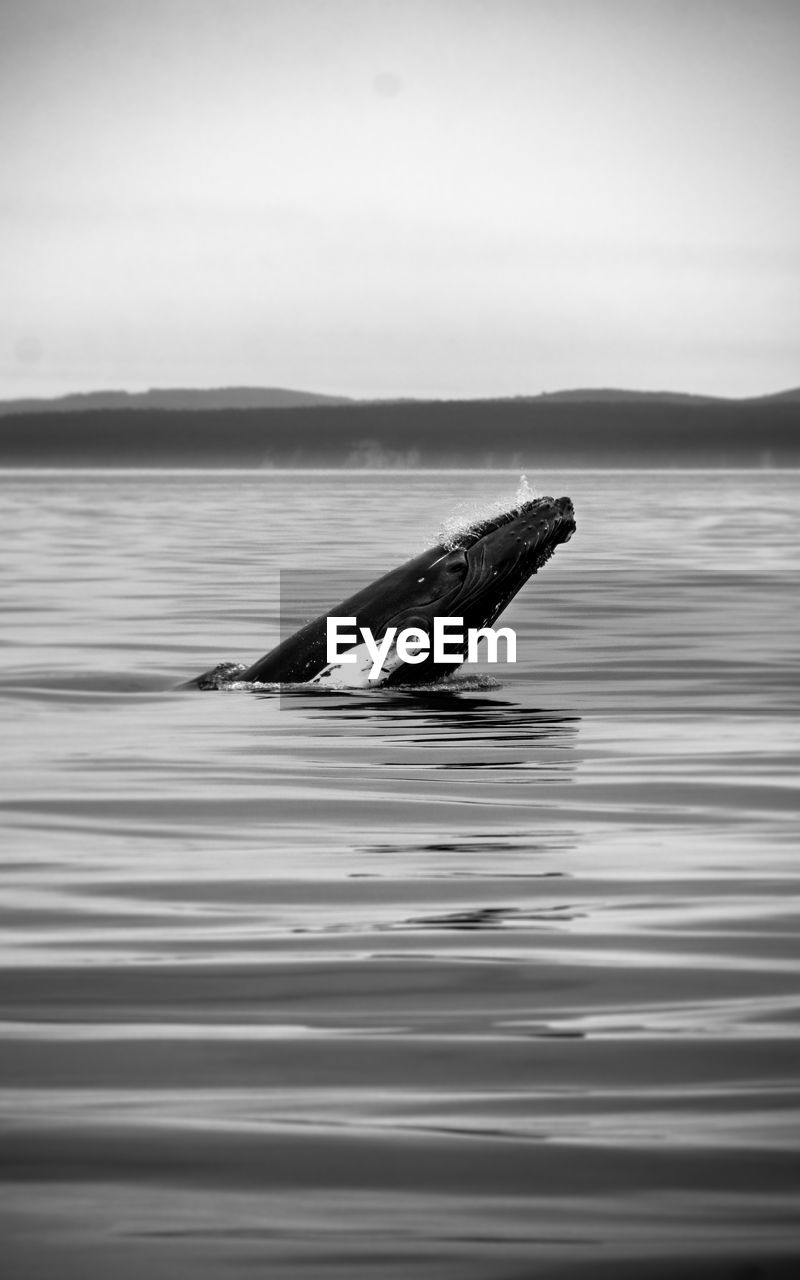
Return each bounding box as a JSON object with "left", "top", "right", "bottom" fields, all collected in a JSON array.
[{"left": 1, "top": 469, "right": 799, "bottom": 1278}]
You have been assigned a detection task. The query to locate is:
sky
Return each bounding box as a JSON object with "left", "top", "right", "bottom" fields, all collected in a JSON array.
[{"left": 1, "top": 0, "right": 799, "bottom": 399}]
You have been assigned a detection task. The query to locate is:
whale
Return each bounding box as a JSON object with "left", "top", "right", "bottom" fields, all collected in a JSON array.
[{"left": 189, "top": 493, "right": 575, "bottom": 689}]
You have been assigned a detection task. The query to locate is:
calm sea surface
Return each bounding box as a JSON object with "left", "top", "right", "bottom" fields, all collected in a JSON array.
[{"left": 1, "top": 469, "right": 799, "bottom": 1279}]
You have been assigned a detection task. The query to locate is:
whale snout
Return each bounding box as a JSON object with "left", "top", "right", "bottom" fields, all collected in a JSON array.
[
  {"left": 536, "top": 494, "right": 574, "bottom": 522},
  {"left": 516, "top": 494, "right": 576, "bottom": 543},
  {"left": 554, "top": 495, "right": 576, "bottom": 536}
]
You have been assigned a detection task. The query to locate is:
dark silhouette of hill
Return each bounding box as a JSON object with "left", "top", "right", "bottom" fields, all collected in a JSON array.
[
  {"left": 3, "top": 384, "right": 799, "bottom": 417},
  {"left": 533, "top": 388, "right": 722, "bottom": 405},
  {"left": 0, "top": 386, "right": 353, "bottom": 416},
  {"left": 1, "top": 397, "right": 797, "bottom": 466},
  {"left": 741, "top": 387, "right": 800, "bottom": 406}
]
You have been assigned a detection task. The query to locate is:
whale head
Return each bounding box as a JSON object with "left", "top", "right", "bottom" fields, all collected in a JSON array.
[
  {"left": 434, "top": 492, "right": 576, "bottom": 624},
  {"left": 375, "top": 493, "right": 576, "bottom": 684}
]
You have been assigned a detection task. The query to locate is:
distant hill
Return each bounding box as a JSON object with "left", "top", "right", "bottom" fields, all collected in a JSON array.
[
  {"left": 0, "top": 386, "right": 353, "bottom": 416},
  {"left": 532, "top": 387, "right": 800, "bottom": 406},
  {"left": 2, "top": 384, "right": 799, "bottom": 418},
  {"left": 743, "top": 387, "right": 800, "bottom": 406},
  {"left": 2, "top": 384, "right": 800, "bottom": 417},
  {"left": 1, "top": 397, "right": 798, "bottom": 467},
  {"left": 532, "top": 388, "right": 722, "bottom": 406}
]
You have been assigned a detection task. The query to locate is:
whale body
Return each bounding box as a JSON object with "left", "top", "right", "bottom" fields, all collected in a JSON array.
[{"left": 189, "top": 493, "right": 575, "bottom": 688}]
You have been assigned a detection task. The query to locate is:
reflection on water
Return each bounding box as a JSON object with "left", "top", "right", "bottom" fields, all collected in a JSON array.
[{"left": 1, "top": 469, "right": 799, "bottom": 1278}]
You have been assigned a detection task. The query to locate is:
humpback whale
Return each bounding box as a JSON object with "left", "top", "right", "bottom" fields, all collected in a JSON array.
[{"left": 189, "top": 492, "right": 575, "bottom": 689}]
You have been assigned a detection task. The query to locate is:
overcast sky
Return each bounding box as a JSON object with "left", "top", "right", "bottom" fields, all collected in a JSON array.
[{"left": 2, "top": 0, "right": 798, "bottom": 399}]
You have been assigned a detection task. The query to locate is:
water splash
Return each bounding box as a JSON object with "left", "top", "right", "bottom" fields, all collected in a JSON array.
[
  {"left": 437, "top": 474, "right": 538, "bottom": 550},
  {"left": 201, "top": 674, "right": 503, "bottom": 695}
]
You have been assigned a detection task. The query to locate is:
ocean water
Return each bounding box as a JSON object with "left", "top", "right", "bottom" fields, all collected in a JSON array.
[{"left": 1, "top": 468, "right": 799, "bottom": 1279}]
